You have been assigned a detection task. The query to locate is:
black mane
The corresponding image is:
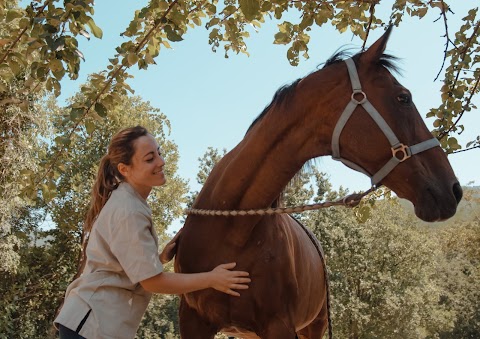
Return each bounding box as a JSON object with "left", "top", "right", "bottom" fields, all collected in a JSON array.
[
  {"left": 324, "top": 49, "right": 401, "bottom": 74},
  {"left": 247, "top": 50, "right": 401, "bottom": 134},
  {"left": 246, "top": 79, "right": 301, "bottom": 134}
]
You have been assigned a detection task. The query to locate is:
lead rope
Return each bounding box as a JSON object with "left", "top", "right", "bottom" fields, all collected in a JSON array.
[{"left": 184, "top": 187, "right": 377, "bottom": 216}]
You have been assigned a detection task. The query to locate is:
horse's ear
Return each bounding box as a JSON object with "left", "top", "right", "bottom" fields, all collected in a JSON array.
[{"left": 361, "top": 26, "right": 393, "bottom": 63}]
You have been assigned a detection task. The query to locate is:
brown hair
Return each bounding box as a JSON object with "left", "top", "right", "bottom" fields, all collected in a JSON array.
[{"left": 84, "top": 125, "right": 149, "bottom": 232}]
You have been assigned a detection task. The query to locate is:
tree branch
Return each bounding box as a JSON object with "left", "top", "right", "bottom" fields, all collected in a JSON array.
[
  {"left": 362, "top": 2, "right": 377, "bottom": 51},
  {"left": 434, "top": 0, "right": 452, "bottom": 81},
  {"left": 32, "top": 0, "right": 181, "bottom": 192},
  {"left": 0, "top": 0, "right": 51, "bottom": 64},
  {"left": 452, "top": 145, "right": 480, "bottom": 154},
  {"left": 438, "top": 21, "right": 480, "bottom": 140},
  {"left": 440, "top": 74, "right": 480, "bottom": 139}
]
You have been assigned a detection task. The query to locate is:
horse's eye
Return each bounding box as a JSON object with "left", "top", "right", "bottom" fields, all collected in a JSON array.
[{"left": 397, "top": 93, "right": 411, "bottom": 104}]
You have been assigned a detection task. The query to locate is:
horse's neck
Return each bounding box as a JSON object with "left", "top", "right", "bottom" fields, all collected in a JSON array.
[{"left": 195, "top": 72, "right": 343, "bottom": 246}]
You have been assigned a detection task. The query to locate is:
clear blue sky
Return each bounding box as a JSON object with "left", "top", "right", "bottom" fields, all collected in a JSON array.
[{"left": 46, "top": 2, "right": 478, "bottom": 212}]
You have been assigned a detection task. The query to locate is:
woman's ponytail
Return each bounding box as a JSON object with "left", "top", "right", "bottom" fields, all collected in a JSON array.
[{"left": 84, "top": 155, "right": 118, "bottom": 232}]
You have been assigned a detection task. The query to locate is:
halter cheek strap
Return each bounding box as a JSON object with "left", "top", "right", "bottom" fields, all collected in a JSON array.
[{"left": 331, "top": 58, "right": 440, "bottom": 187}]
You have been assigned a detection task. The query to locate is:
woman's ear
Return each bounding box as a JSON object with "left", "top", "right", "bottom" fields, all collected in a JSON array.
[{"left": 117, "top": 163, "right": 129, "bottom": 178}]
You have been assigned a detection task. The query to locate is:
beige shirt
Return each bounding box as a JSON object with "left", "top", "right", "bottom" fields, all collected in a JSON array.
[{"left": 55, "top": 182, "right": 163, "bottom": 339}]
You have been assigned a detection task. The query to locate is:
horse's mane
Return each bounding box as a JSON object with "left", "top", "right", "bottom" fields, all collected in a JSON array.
[
  {"left": 246, "top": 79, "right": 302, "bottom": 134},
  {"left": 324, "top": 49, "right": 401, "bottom": 73},
  {"left": 248, "top": 50, "right": 401, "bottom": 133},
  {"left": 246, "top": 49, "right": 401, "bottom": 208}
]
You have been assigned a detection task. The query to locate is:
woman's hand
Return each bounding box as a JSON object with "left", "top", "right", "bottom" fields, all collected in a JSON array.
[
  {"left": 140, "top": 261, "right": 251, "bottom": 295},
  {"left": 159, "top": 229, "right": 182, "bottom": 264},
  {"left": 208, "top": 262, "right": 251, "bottom": 297}
]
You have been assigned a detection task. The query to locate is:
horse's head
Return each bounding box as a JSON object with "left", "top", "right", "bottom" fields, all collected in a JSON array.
[{"left": 306, "top": 27, "right": 462, "bottom": 222}]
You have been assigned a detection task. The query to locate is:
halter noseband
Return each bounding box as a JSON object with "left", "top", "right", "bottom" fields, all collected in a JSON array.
[{"left": 331, "top": 58, "right": 440, "bottom": 187}]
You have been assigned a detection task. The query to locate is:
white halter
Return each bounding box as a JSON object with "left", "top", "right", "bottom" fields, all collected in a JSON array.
[{"left": 331, "top": 58, "right": 440, "bottom": 187}]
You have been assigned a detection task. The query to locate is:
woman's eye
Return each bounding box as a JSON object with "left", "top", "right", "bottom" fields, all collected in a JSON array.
[
  {"left": 146, "top": 158, "right": 154, "bottom": 162},
  {"left": 397, "top": 93, "right": 411, "bottom": 104}
]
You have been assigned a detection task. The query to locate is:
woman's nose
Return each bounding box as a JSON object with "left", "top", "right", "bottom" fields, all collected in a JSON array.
[{"left": 157, "top": 155, "right": 165, "bottom": 166}]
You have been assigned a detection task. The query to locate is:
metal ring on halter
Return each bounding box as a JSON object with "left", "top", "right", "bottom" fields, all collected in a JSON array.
[
  {"left": 391, "top": 143, "right": 411, "bottom": 162},
  {"left": 351, "top": 89, "right": 367, "bottom": 104}
]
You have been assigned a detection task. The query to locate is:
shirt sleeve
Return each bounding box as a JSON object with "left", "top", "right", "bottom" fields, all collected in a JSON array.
[{"left": 109, "top": 211, "right": 164, "bottom": 284}]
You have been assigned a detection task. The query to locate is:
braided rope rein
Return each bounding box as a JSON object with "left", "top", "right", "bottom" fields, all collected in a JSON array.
[{"left": 184, "top": 187, "right": 376, "bottom": 216}]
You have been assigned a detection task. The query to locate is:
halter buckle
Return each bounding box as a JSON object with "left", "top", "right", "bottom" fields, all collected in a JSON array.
[
  {"left": 351, "top": 89, "right": 367, "bottom": 104},
  {"left": 392, "top": 143, "right": 411, "bottom": 162}
]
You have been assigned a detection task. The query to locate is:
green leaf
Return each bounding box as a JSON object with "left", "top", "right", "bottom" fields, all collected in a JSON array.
[
  {"left": 55, "top": 136, "right": 71, "bottom": 146},
  {"left": 158, "top": 0, "right": 169, "bottom": 11},
  {"left": 41, "top": 183, "right": 56, "bottom": 203},
  {"left": 447, "top": 137, "right": 459, "bottom": 147},
  {"left": 19, "top": 17, "right": 30, "bottom": 29},
  {"left": 53, "top": 67, "right": 66, "bottom": 80},
  {"left": 138, "top": 59, "right": 148, "bottom": 70},
  {"left": 70, "top": 107, "right": 85, "bottom": 120},
  {"left": 261, "top": 1, "right": 272, "bottom": 12},
  {"left": 49, "top": 59, "right": 63, "bottom": 72},
  {"left": 239, "top": 0, "right": 260, "bottom": 21},
  {"left": 95, "top": 103, "right": 107, "bottom": 117},
  {"left": 8, "top": 59, "right": 22, "bottom": 75},
  {"left": 122, "top": 82, "right": 135, "bottom": 94},
  {"left": 19, "top": 100, "right": 28, "bottom": 112},
  {"left": 416, "top": 7, "right": 428, "bottom": 18},
  {"left": 6, "top": 9, "right": 23, "bottom": 22},
  {"left": 127, "top": 53, "right": 139, "bottom": 66},
  {"left": 85, "top": 120, "right": 96, "bottom": 134},
  {"left": 165, "top": 26, "right": 183, "bottom": 42},
  {"left": 192, "top": 17, "right": 202, "bottom": 26},
  {"left": 206, "top": 18, "right": 220, "bottom": 29},
  {"left": 274, "top": 32, "right": 290, "bottom": 45},
  {"left": 453, "top": 100, "right": 463, "bottom": 111},
  {"left": 87, "top": 18, "right": 103, "bottom": 39},
  {"left": 356, "top": 205, "right": 372, "bottom": 223}
]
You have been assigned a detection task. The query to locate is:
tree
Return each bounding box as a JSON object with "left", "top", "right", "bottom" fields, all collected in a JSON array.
[
  {"left": 436, "top": 218, "right": 480, "bottom": 338},
  {"left": 1, "top": 1, "right": 478, "bottom": 203},
  {"left": 306, "top": 181, "right": 457, "bottom": 338},
  {"left": 0, "top": 0, "right": 51, "bottom": 275},
  {"left": 185, "top": 146, "right": 227, "bottom": 209},
  {"left": 0, "top": 92, "right": 188, "bottom": 338}
]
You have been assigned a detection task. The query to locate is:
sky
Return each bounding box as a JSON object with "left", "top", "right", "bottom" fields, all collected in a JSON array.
[{"left": 33, "top": 1, "right": 478, "bottom": 228}]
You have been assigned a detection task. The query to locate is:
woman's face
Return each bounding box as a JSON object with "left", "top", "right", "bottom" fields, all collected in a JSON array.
[{"left": 118, "top": 134, "right": 166, "bottom": 199}]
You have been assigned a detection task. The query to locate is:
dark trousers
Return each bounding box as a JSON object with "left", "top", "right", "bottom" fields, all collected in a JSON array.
[
  {"left": 58, "top": 309, "right": 90, "bottom": 339},
  {"left": 58, "top": 324, "right": 86, "bottom": 339}
]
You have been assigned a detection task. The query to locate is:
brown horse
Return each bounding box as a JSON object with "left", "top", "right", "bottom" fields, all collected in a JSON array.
[{"left": 174, "top": 27, "right": 462, "bottom": 338}]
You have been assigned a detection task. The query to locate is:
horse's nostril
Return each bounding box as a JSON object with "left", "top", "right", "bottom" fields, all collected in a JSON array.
[{"left": 453, "top": 182, "right": 463, "bottom": 204}]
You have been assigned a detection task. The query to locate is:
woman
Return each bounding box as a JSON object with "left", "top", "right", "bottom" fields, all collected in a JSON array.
[{"left": 55, "top": 126, "right": 250, "bottom": 338}]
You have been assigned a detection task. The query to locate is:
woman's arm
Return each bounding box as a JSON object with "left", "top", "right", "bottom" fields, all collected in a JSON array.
[{"left": 140, "top": 262, "right": 250, "bottom": 296}]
